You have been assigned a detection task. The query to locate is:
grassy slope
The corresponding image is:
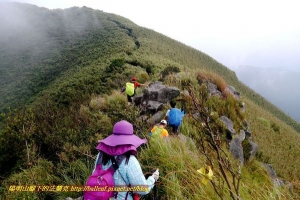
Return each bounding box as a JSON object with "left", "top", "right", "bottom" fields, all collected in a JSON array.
[{"left": 0, "top": 3, "right": 300, "bottom": 199}]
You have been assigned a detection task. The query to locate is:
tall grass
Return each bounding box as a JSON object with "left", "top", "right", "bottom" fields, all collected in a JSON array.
[{"left": 138, "top": 135, "right": 292, "bottom": 199}]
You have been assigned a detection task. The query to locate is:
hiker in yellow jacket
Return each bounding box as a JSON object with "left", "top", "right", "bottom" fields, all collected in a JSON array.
[
  {"left": 122, "top": 77, "right": 148, "bottom": 105},
  {"left": 150, "top": 120, "right": 169, "bottom": 139}
]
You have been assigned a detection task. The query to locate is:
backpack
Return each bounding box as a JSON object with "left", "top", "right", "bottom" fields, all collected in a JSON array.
[
  {"left": 125, "top": 82, "right": 135, "bottom": 96},
  {"left": 168, "top": 108, "right": 183, "bottom": 127},
  {"left": 151, "top": 126, "right": 164, "bottom": 139},
  {"left": 84, "top": 153, "right": 125, "bottom": 200}
]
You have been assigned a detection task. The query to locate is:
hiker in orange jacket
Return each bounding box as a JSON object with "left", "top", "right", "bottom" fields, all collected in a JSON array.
[{"left": 150, "top": 120, "right": 169, "bottom": 139}]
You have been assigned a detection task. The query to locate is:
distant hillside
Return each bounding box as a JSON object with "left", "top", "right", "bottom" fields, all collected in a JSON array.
[
  {"left": 0, "top": 2, "right": 300, "bottom": 199},
  {"left": 0, "top": 2, "right": 139, "bottom": 112},
  {"left": 236, "top": 66, "right": 300, "bottom": 122}
]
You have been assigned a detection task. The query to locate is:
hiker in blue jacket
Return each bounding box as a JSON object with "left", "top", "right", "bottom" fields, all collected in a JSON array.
[{"left": 165, "top": 100, "right": 184, "bottom": 135}]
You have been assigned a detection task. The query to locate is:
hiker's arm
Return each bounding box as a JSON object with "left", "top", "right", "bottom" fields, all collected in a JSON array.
[
  {"left": 139, "top": 83, "right": 148, "bottom": 87},
  {"left": 164, "top": 110, "right": 170, "bottom": 120},
  {"left": 126, "top": 156, "right": 155, "bottom": 195}
]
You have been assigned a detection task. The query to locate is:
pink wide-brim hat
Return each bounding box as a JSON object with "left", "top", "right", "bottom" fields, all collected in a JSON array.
[
  {"left": 96, "top": 143, "right": 137, "bottom": 155},
  {"left": 97, "top": 120, "right": 147, "bottom": 152}
]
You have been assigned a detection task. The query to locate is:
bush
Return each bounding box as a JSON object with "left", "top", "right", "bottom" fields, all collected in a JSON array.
[
  {"left": 138, "top": 72, "right": 150, "bottom": 84},
  {"left": 197, "top": 71, "right": 227, "bottom": 93},
  {"left": 160, "top": 66, "right": 180, "bottom": 79},
  {"left": 105, "top": 58, "right": 126, "bottom": 73},
  {"left": 271, "top": 122, "right": 280, "bottom": 133}
]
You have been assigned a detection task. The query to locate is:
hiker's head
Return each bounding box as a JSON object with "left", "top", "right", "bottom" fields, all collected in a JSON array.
[
  {"left": 170, "top": 100, "right": 176, "bottom": 108},
  {"left": 160, "top": 119, "right": 167, "bottom": 127},
  {"left": 96, "top": 120, "right": 147, "bottom": 155},
  {"left": 131, "top": 77, "right": 137, "bottom": 82}
]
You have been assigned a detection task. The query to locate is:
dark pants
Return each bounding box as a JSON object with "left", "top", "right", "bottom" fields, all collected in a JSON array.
[
  {"left": 127, "top": 90, "right": 136, "bottom": 103},
  {"left": 169, "top": 124, "right": 179, "bottom": 134}
]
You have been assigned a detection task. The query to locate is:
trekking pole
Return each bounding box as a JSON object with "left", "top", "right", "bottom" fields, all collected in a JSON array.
[
  {"left": 151, "top": 169, "right": 160, "bottom": 200},
  {"left": 144, "top": 169, "right": 160, "bottom": 200}
]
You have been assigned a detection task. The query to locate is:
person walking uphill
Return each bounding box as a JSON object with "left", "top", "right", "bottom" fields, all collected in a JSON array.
[
  {"left": 165, "top": 100, "right": 184, "bottom": 135},
  {"left": 123, "top": 77, "right": 148, "bottom": 105},
  {"left": 84, "top": 120, "right": 159, "bottom": 200}
]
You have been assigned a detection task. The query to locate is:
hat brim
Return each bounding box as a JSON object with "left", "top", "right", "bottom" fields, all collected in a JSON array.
[
  {"left": 98, "top": 134, "right": 147, "bottom": 148},
  {"left": 96, "top": 143, "right": 137, "bottom": 155}
]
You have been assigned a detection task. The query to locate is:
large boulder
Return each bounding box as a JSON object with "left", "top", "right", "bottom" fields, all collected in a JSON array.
[{"left": 135, "top": 81, "right": 180, "bottom": 112}]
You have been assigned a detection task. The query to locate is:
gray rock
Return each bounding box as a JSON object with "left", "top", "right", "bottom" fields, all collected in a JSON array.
[
  {"left": 263, "top": 163, "right": 287, "bottom": 187},
  {"left": 137, "top": 81, "right": 180, "bottom": 112},
  {"left": 143, "top": 100, "right": 164, "bottom": 112},
  {"left": 264, "top": 163, "right": 277, "bottom": 179},
  {"left": 245, "top": 131, "right": 252, "bottom": 139},
  {"left": 146, "top": 111, "right": 164, "bottom": 125},
  {"left": 264, "top": 165, "right": 293, "bottom": 189},
  {"left": 229, "top": 137, "right": 244, "bottom": 164},
  {"left": 226, "top": 85, "right": 240, "bottom": 100},
  {"left": 239, "top": 130, "right": 246, "bottom": 142},
  {"left": 207, "top": 82, "right": 222, "bottom": 97},
  {"left": 249, "top": 141, "right": 258, "bottom": 157},
  {"left": 145, "top": 81, "right": 180, "bottom": 102},
  {"left": 132, "top": 94, "right": 143, "bottom": 106},
  {"left": 220, "top": 116, "right": 236, "bottom": 139},
  {"left": 137, "top": 115, "right": 149, "bottom": 122}
]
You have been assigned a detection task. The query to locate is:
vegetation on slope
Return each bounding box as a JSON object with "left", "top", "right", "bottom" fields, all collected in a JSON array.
[{"left": 0, "top": 2, "right": 300, "bottom": 199}]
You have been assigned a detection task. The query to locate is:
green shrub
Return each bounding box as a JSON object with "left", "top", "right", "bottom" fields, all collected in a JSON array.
[
  {"left": 138, "top": 72, "right": 150, "bottom": 84},
  {"left": 271, "top": 122, "right": 281, "bottom": 133},
  {"left": 160, "top": 66, "right": 180, "bottom": 80},
  {"left": 105, "top": 58, "right": 126, "bottom": 73}
]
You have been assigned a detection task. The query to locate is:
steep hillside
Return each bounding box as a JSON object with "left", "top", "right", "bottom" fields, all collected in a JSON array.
[{"left": 0, "top": 2, "right": 300, "bottom": 199}]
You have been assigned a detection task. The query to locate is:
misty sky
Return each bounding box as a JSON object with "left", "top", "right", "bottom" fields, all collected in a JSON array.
[{"left": 4, "top": 0, "right": 300, "bottom": 73}]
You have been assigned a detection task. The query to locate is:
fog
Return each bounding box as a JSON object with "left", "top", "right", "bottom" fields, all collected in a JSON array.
[
  {"left": 0, "top": 2, "right": 102, "bottom": 67},
  {"left": 236, "top": 66, "right": 300, "bottom": 122},
  {"left": 0, "top": 2, "right": 104, "bottom": 111}
]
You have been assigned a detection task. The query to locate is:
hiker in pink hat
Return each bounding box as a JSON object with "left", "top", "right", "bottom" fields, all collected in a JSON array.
[{"left": 84, "top": 120, "right": 159, "bottom": 200}]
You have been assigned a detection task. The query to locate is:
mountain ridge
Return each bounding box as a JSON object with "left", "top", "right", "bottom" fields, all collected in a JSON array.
[{"left": 0, "top": 2, "right": 300, "bottom": 199}]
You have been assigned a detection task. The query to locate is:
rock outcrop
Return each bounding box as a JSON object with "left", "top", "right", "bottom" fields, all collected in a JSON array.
[
  {"left": 133, "top": 81, "right": 180, "bottom": 113},
  {"left": 220, "top": 115, "right": 236, "bottom": 140}
]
